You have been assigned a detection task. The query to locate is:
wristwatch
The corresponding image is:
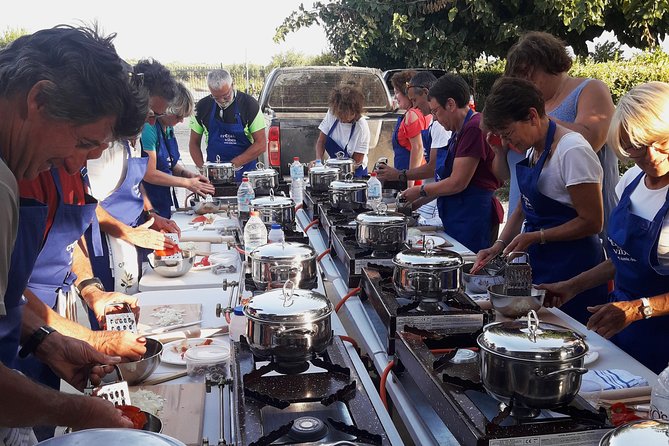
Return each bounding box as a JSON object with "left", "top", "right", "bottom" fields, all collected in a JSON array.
[
  {"left": 77, "top": 277, "right": 105, "bottom": 294},
  {"left": 640, "top": 297, "right": 653, "bottom": 319},
  {"left": 399, "top": 169, "right": 408, "bottom": 182},
  {"left": 419, "top": 184, "right": 428, "bottom": 198},
  {"left": 143, "top": 208, "right": 157, "bottom": 220},
  {"left": 19, "top": 325, "right": 56, "bottom": 358}
]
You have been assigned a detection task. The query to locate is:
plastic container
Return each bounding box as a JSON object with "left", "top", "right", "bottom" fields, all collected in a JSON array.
[
  {"left": 650, "top": 363, "right": 669, "bottom": 421},
  {"left": 228, "top": 306, "right": 247, "bottom": 342},
  {"left": 290, "top": 157, "right": 305, "bottom": 181},
  {"left": 184, "top": 345, "right": 230, "bottom": 380},
  {"left": 243, "top": 211, "right": 267, "bottom": 251},
  {"left": 237, "top": 178, "right": 255, "bottom": 213},
  {"left": 290, "top": 176, "right": 304, "bottom": 205},
  {"left": 367, "top": 172, "right": 382, "bottom": 210},
  {"left": 268, "top": 223, "right": 285, "bottom": 244}
]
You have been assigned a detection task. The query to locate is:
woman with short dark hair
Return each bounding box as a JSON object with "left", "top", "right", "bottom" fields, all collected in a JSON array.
[{"left": 475, "top": 76, "right": 608, "bottom": 325}]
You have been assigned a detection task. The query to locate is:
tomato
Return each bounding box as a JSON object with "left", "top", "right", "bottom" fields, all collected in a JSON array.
[
  {"left": 118, "top": 405, "right": 148, "bottom": 429},
  {"left": 609, "top": 402, "right": 643, "bottom": 426},
  {"left": 194, "top": 256, "right": 211, "bottom": 267},
  {"left": 155, "top": 245, "right": 181, "bottom": 257},
  {"left": 191, "top": 215, "right": 207, "bottom": 224}
]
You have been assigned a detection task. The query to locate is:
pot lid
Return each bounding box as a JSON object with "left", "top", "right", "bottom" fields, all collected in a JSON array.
[
  {"left": 244, "top": 281, "right": 333, "bottom": 323},
  {"left": 477, "top": 310, "right": 587, "bottom": 361},
  {"left": 204, "top": 161, "right": 234, "bottom": 168},
  {"left": 392, "top": 241, "right": 463, "bottom": 269},
  {"left": 251, "top": 189, "right": 294, "bottom": 208},
  {"left": 309, "top": 165, "right": 340, "bottom": 175},
  {"left": 329, "top": 179, "right": 367, "bottom": 191},
  {"left": 244, "top": 162, "right": 278, "bottom": 177},
  {"left": 355, "top": 203, "right": 407, "bottom": 225},
  {"left": 35, "top": 429, "right": 186, "bottom": 445},
  {"left": 249, "top": 241, "right": 316, "bottom": 261},
  {"left": 325, "top": 151, "right": 355, "bottom": 166},
  {"left": 600, "top": 420, "right": 669, "bottom": 446}
]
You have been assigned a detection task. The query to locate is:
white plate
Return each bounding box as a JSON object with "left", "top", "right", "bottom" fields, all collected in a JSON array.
[
  {"left": 161, "top": 337, "right": 229, "bottom": 366},
  {"left": 408, "top": 235, "right": 447, "bottom": 247},
  {"left": 584, "top": 350, "right": 600, "bottom": 365},
  {"left": 191, "top": 256, "right": 220, "bottom": 271}
]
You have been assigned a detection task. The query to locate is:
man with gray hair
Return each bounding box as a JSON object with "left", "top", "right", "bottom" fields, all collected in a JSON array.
[{"left": 189, "top": 69, "right": 266, "bottom": 181}]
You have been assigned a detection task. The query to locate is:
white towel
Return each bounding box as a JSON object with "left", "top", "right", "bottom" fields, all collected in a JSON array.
[{"left": 584, "top": 369, "right": 649, "bottom": 391}]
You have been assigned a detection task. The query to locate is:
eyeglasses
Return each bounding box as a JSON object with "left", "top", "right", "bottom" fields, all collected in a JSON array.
[
  {"left": 623, "top": 144, "right": 648, "bottom": 156},
  {"left": 147, "top": 111, "right": 166, "bottom": 121},
  {"left": 408, "top": 84, "right": 429, "bottom": 91}
]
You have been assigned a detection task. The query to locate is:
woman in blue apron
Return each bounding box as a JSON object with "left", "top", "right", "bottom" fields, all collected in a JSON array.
[
  {"left": 477, "top": 77, "right": 607, "bottom": 325},
  {"left": 16, "top": 168, "right": 98, "bottom": 388},
  {"left": 142, "top": 120, "right": 182, "bottom": 217},
  {"left": 206, "top": 100, "right": 256, "bottom": 182},
  {"left": 316, "top": 83, "right": 370, "bottom": 177}
]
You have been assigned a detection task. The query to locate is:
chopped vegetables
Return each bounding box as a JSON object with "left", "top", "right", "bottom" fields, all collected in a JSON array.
[
  {"left": 172, "top": 338, "right": 214, "bottom": 359},
  {"left": 194, "top": 256, "right": 211, "bottom": 268},
  {"left": 118, "top": 405, "right": 147, "bottom": 429},
  {"left": 609, "top": 402, "right": 643, "bottom": 426},
  {"left": 151, "top": 306, "right": 185, "bottom": 326},
  {"left": 129, "top": 389, "right": 166, "bottom": 417}
]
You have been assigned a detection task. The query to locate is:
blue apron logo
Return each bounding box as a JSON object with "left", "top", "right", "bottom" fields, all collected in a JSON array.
[
  {"left": 608, "top": 237, "right": 636, "bottom": 262},
  {"left": 521, "top": 194, "right": 534, "bottom": 211}
]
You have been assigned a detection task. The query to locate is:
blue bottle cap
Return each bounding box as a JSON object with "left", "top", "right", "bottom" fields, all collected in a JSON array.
[
  {"left": 271, "top": 223, "right": 281, "bottom": 229},
  {"left": 233, "top": 305, "right": 244, "bottom": 316}
]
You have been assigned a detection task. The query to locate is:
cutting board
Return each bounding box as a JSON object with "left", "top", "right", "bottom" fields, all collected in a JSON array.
[
  {"left": 137, "top": 304, "right": 202, "bottom": 334},
  {"left": 130, "top": 382, "right": 206, "bottom": 446}
]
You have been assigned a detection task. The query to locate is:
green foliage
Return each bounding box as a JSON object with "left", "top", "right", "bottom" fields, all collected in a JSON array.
[
  {"left": 0, "top": 27, "right": 28, "bottom": 49},
  {"left": 275, "top": 0, "right": 669, "bottom": 70},
  {"left": 589, "top": 40, "right": 623, "bottom": 62}
]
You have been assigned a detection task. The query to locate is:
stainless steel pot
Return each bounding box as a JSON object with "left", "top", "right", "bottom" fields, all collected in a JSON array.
[
  {"left": 477, "top": 310, "right": 588, "bottom": 415},
  {"left": 355, "top": 202, "right": 408, "bottom": 252},
  {"left": 392, "top": 240, "right": 464, "bottom": 301},
  {"left": 325, "top": 151, "right": 356, "bottom": 177},
  {"left": 599, "top": 420, "right": 669, "bottom": 446},
  {"left": 243, "top": 162, "right": 279, "bottom": 193},
  {"left": 203, "top": 160, "right": 236, "bottom": 185},
  {"left": 244, "top": 281, "right": 333, "bottom": 364},
  {"left": 250, "top": 189, "right": 295, "bottom": 230},
  {"left": 249, "top": 242, "right": 317, "bottom": 290},
  {"left": 308, "top": 164, "right": 340, "bottom": 193},
  {"left": 328, "top": 175, "right": 367, "bottom": 211}
]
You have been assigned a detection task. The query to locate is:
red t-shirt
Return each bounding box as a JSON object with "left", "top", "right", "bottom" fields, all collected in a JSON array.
[
  {"left": 455, "top": 113, "right": 502, "bottom": 191},
  {"left": 397, "top": 108, "right": 431, "bottom": 150},
  {"left": 18, "top": 167, "right": 87, "bottom": 237}
]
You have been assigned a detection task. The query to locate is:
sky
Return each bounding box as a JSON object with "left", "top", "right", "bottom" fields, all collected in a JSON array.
[{"left": 0, "top": 0, "right": 329, "bottom": 65}]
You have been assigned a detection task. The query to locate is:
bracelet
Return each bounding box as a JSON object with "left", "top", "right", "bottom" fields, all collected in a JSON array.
[
  {"left": 494, "top": 238, "right": 507, "bottom": 248},
  {"left": 540, "top": 228, "right": 547, "bottom": 245},
  {"left": 77, "top": 277, "right": 105, "bottom": 294},
  {"left": 399, "top": 170, "right": 408, "bottom": 182},
  {"left": 19, "top": 325, "right": 56, "bottom": 358},
  {"left": 143, "top": 209, "right": 157, "bottom": 220}
]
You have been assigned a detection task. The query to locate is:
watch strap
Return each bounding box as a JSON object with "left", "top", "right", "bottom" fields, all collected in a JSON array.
[
  {"left": 19, "top": 325, "right": 56, "bottom": 358},
  {"left": 641, "top": 297, "right": 652, "bottom": 319},
  {"left": 419, "top": 184, "right": 427, "bottom": 197},
  {"left": 77, "top": 277, "right": 105, "bottom": 294}
]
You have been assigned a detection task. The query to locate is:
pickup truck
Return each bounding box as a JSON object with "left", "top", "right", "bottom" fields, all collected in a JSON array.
[{"left": 257, "top": 66, "right": 400, "bottom": 178}]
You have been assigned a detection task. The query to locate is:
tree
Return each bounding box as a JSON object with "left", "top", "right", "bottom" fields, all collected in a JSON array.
[
  {"left": 275, "top": 0, "right": 669, "bottom": 70},
  {"left": 0, "top": 27, "right": 28, "bottom": 49},
  {"left": 589, "top": 40, "right": 623, "bottom": 62}
]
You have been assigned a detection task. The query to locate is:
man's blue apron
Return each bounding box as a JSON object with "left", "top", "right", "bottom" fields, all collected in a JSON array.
[
  {"left": 142, "top": 122, "right": 181, "bottom": 218},
  {"left": 606, "top": 171, "right": 669, "bottom": 373},
  {"left": 205, "top": 100, "right": 255, "bottom": 182},
  {"left": 325, "top": 119, "right": 366, "bottom": 177},
  {"left": 436, "top": 110, "right": 494, "bottom": 252},
  {"left": 517, "top": 120, "right": 607, "bottom": 325},
  {"left": 17, "top": 168, "right": 98, "bottom": 388}
]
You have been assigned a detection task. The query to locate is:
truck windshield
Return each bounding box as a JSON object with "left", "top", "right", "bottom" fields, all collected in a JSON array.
[{"left": 266, "top": 70, "right": 391, "bottom": 112}]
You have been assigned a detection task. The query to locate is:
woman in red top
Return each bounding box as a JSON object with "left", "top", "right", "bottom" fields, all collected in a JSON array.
[{"left": 390, "top": 70, "right": 429, "bottom": 187}]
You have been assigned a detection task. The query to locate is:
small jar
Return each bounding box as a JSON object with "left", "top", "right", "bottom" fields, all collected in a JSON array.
[{"left": 184, "top": 345, "right": 230, "bottom": 381}]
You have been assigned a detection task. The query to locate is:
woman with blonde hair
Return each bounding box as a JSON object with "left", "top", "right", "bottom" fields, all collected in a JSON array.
[{"left": 538, "top": 81, "right": 669, "bottom": 373}]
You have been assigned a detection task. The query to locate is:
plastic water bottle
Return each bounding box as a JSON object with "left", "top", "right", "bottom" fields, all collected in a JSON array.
[
  {"left": 229, "top": 305, "right": 247, "bottom": 342},
  {"left": 650, "top": 363, "right": 669, "bottom": 421},
  {"left": 290, "top": 157, "right": 304, "bottom": 181},
  {"left": 237, "top": 178, "right": 254, "bottom": 214},
  {"left": 314, "top": 159, "right": 323, "bottom": 167},
  {"left": 290, "top": 176, "right": 304, "bottom": 205},
  {"left": 243, "top": 211, "right": 267, "bottom": 257},
  {"left": 367, "top": 172, "right": 382, "bottom": 210},
  {"left": 268, "top": 223, "right": 285, "bottom": 243}
]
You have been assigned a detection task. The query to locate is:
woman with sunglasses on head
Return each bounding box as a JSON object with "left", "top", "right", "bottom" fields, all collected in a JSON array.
[
  {"left": 141, "top": 82, "right": 214, "bottom": 218},
  {"left": 474, "top": 77, "right": 608, "bottom": 326},
  {"left": 537, "top": 82, "right": 669, "bottom": 373}
]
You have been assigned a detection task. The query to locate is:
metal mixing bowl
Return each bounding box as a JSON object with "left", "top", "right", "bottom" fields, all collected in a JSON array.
[
  {"left": 147, "top": 251, "right": 195, "bottom": 278},
  {"left": 117, "top": 338, "right": 163, "bottom": 385},
  {"left": 488, "top": 284, "right": 545, "bottom": 318},
  {"left": 141, "top": 412, "right": 163, "bottom": 433},
  {"left": 462, "top": 262, "right": 505, "bottom": 294}
]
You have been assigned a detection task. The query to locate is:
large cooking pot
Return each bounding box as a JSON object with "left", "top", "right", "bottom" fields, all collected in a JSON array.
[
  {"left": 308, "top": 164, "right": 340, "bottom": 193},
  {"left": 392, "top": 240, "right": 464, "bottom": 301},
  {"left": 249, "top": 242, "right": 317, "bottom": 290},
  {"left": 325, "top": 151, "right": 355, "bottom": 177},
  {"left": 244, "top": 281, "right": 333, "bottom": 364},
  {"left": 355, "top": 203, "right": 408, "bottom": 253},
  {"left": 477, "top": 310, "right": 588, "bottom": 415},
  {"left": 250, "top": 189, "right": 295, "bottom": 230},
  {"left": 328, "top": 175, "right": 367, "bottom": 211},
  {"left": 203, "top": 159, "right": 236, "bottom": 185},
  {"left": 599, "top": 419, "right": 669, "bottom": 446},
  {"left": 243, "top": 162, "right": 279, "bottom": 193}
]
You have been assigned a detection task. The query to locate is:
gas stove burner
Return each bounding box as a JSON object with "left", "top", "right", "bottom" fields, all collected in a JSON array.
[
  {"left": 287, "top": 416, "right": 328, "bottom": 442},
  {"left": 416, "top": 300, "right": 441, "bottom": 312},
  {"left": 499, "top": 402, "right": 541, "bottom": 419},
  {"left": 370, "top": 250, "right": 394, "bottom": 258},
  {"left": 274, "top": 361, "right": 311, "bottom": 375},
  {"left": 450, "top": 348, "right": 478, "bottom": 364}
]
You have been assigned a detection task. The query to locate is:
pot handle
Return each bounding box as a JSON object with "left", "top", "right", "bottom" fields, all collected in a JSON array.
[
  {"left": 215, "top": 155, "right": 222, "bottom": 163},
  {"left": 275, "top": 325, "right": 318, "bottom": 338},
  {"left": 281, "top": 280, "right": 295, "bottom": 307},
  {"left": 336, "top": 151, "right": 345, "bottom": 160},
  {"left": 269, "top": 264, "right": 303, "bottom": 274},
  {"left": 526, "top": 309, "right": 540, "bottom": 342},
  {"left": 534, "top": 367, "right": 588, "bottom": 378},
  {"left": 256, "top": 161, "right": 265, "bottom": 170},
  {"left": 407, "top": 270, "right": 439, "bottom": 285}
]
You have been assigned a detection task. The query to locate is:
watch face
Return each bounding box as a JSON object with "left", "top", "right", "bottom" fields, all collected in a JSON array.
[{"left": 643, "top": 306, "right": 653, "bottom": 316}]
